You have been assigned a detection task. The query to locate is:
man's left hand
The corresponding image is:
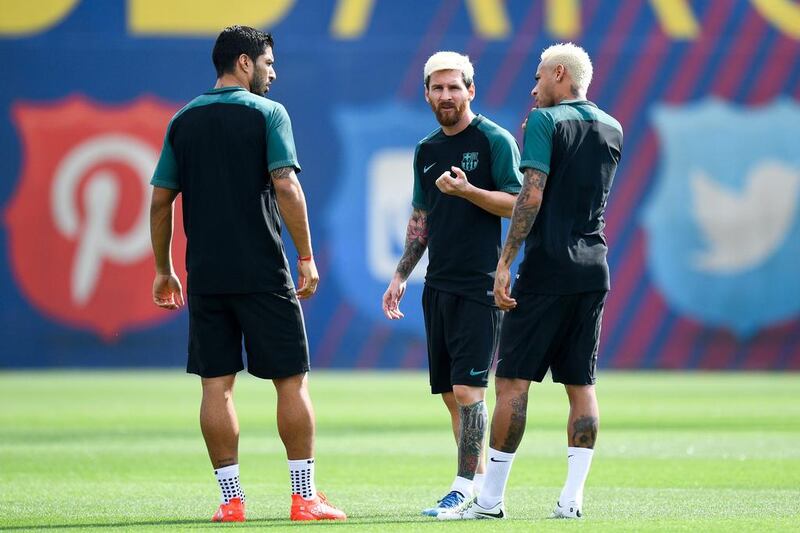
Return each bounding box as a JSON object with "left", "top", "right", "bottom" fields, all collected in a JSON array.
[
  {"left": 493, "top": 263, "right": 517, "bottom": 311},
  {"left": 435, "top": 166, "right": 470, "bottom": 197}
]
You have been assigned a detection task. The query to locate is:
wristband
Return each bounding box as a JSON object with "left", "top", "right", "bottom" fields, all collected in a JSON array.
[{"left": 298, "top": 255, "right": 313, "bottom": 262}]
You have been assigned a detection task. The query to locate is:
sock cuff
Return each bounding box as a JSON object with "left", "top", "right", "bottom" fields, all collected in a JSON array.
[
  {"left": 567, "top": 446, "right": 594, "bottom": 457},
  {"left": 488, "top": 447, "right": 516, "bottom": 462},
  {"left": 288, "top": 458, "right": 315, "bottom": 469},
  {"left": 214, "top": 464, "right": 239, "bottom": 477}
]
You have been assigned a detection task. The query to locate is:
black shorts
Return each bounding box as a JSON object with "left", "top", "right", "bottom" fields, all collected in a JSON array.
[
  {"left": 187, "top": 291, "right": 310, "bottom": 379},
  {"left": 423, "top": 285, "right": 502, "bottom": 394},
  {"left": 496, "top": 290, "right": 607, "bottom": 385}
]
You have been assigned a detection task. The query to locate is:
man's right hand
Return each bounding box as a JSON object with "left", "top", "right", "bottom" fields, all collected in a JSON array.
[
  {"left": 296, "top": 258, "right": 319, "bottom": 299},
  {"left": 382, "top": 275, "right": 407, "bottom": 320},
  {"left": 152, "top": 273, "right": 184, "bottom": 310}
]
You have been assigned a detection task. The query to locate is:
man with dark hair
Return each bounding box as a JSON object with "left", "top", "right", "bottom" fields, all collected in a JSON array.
[
  {"left": 149, "top": 25, "right": 345, "bottom": 523},
  {"left": 382, "top": 50, "right": 522, "bottom": 517}
]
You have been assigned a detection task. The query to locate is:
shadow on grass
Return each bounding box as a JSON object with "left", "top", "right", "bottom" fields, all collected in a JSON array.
[{"left": 0, "top": 516, "right": 454, "bottom": 530}]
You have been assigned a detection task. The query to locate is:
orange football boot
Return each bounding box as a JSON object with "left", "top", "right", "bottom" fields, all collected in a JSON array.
[
  {"left": 290, "top": 492, "right": 347, "bottom": 521},
  {"left": 211, "top": 497, "right": 245, "bottom": 522}
]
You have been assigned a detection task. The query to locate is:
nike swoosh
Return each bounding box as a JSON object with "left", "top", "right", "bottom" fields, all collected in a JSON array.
[
  {"left": 568, "top": 455, "right": 574, "bottom": 458},
  {"left": 469, "top": 368, "right": 489, "bottom": 376},
  {"left": 475, "top": 510, "right": 505, "bottom": 519},
  {"left": 424, "top": 163, "right": 436, "bottom": 173},
  {"left": 490, "top": 458, "right": 508, "bottom": 463}
]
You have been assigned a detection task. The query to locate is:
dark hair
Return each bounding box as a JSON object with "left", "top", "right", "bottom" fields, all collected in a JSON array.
[{"left": 212, "top": 25, "right": 274, "bottom": 77}]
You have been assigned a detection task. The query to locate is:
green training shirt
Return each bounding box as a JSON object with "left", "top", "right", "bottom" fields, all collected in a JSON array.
[
  {"left": 412, "top": 114, "right": 523, "bottom": 305},
  {"left": 516, "top": 99, "right": 623, "bottom": 294}
]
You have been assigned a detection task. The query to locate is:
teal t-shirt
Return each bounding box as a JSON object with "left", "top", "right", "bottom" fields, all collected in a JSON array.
[
  {"left": 412, "top": 114, "right": 523, "bottom": 305},
  {"left": 517, "top": 100, "right": 623, "bottom": 294},
  {"left": 150, "top": 87, "right": 301, "bottom": 294}
]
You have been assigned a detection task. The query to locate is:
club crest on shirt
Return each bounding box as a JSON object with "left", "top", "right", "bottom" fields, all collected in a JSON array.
[
  {"left": 462, "top": 151, "right": 479, "bottom": 171},
  {"left": 4, "top": 96, "right": 186, "bottom": 339},
  {"left": 643, "top": 98, "right": 800, "bottom": 336}
]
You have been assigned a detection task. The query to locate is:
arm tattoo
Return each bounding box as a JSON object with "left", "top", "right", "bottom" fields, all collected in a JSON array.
[
  {"left": 491, "top": 392, "right": 528, "bottom": 453},
  {"left": 395, "top": 208, "right": 428, "bottom": 280},
  {"left": 499, "top": 168, "right": 547, "bottom": 265},
  {"left": 457, "top": 400, "right": 488, "bottom": 479},
  {"left": 570, "top": 415, "right": 598, "bottom": 449},
  {"left": 270, "top": 166, "right": 294, "bottom": 180}
]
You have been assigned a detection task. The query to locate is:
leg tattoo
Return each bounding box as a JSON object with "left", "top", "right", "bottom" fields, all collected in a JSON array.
[
  {"left": 457, "top": 400, "right": 488, "bottom": 479},
  {"left": 570, "top": 415, "right": 598, "bottom": 448},
  {"left": 491, "top": 392, "right": 528, "bottom": 453}
]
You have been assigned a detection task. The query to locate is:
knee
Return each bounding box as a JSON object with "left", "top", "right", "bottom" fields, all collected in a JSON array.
[
  {"left": 202, "top": 376, "right": 236, "bottom": 399},
  {"left": 495, "top": 377, "right": 530, "bottom": 401},
  {"left": 452, "top": 385, "right": 485, "bottom": 406}
]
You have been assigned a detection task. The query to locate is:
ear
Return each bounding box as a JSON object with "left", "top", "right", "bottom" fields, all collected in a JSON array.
[
  {"left": 238, "top": 53, "right": 251, "bottom": 73},
  {"left": 424, "top": 84, "right": 430, "bottom": 103},
  {"left": 554, "top": 64, "right": 565, "bottom": 82},
  {"left": 468, "top": 82, "right": 476, "bottom": 101}
]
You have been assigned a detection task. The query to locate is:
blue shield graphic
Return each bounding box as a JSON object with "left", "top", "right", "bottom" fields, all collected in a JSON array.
[
  {"left": 644, "top": 99, "right": 800, "bottom": 336},
  {"left": 327, "top": 103, "right": 434, "bottom": 333}
]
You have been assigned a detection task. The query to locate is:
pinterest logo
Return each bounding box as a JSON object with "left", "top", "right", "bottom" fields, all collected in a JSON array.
[{"left": 5, "top": 97, "right": 186, "bottom": 338}]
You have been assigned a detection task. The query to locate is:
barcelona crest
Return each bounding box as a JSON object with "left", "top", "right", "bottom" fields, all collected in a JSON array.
[{"left": 461, "top": 152, "right": 479, "bottom": 171}]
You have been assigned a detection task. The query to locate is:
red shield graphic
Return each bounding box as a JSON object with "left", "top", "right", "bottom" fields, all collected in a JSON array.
[{"left": 4, "top": 96, "right": 187, "bottom": 339}]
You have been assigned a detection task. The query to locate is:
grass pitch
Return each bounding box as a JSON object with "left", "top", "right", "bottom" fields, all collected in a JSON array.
[{"left": 1, "top": 371, "right": 798, "bottom": 532}]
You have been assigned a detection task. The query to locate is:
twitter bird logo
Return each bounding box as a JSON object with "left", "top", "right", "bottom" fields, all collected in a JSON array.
[
  {"left": 645, "top": 99, "right": 800, "bottom": 336},
  {"left": 690, "top": 162, "right": 800, "bottom": 273}
]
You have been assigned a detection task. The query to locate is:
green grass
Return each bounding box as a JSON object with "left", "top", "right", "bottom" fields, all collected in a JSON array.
[{"left": 1, "top": 371, "right": 798, "bottom": 531}]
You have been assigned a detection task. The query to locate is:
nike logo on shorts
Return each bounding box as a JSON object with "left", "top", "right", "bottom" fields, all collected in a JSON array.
[
  {"left": 424, "top": 163, "right": 436, "bottom": 173},
  {"left": 469, "top": 367, "right": 489, "bottom": 376}
]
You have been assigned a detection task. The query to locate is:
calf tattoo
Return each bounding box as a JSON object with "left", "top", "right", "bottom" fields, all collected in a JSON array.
[
  {"left": 491, "top": 392, "right": 529, "bottom": 453},
  {"left": 457, "top": 400, "right": 488, "bottom": 479},
  {"left": 571, "top": 415, "right": 598, "bottom": 448}
]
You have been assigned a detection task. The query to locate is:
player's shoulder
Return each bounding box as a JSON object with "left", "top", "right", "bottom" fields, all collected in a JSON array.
[
  {"left": 474, "top": 114, "right": 517, "bottom": 147},
  {"left": 592, "top": 105, "right": 623, "bottom": 136},
  {"left": 417, "top": 126, "right": 443, "bottom": 148},
  {"left": 233, "top": 92, "right": 288, "bottom": 119}
]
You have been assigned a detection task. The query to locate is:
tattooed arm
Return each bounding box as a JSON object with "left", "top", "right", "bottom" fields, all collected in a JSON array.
[
  {"left": 493, "top": 168, "right": 548, "bottom": 310},
  {"left": 382, "top": 208, "right": 428, "bottom": 320},
  {"left": 271, "top": 166, "right": 318, "bottom": 299}
]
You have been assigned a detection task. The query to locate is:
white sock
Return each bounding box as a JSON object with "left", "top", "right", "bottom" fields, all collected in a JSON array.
[
  {"left": 477, "top": 448, "right": 515, "bottom": 508},
  {"left": 473, "top": 473, "right": 485, "bottom": 494},
  {"left": 289, "top": 458, "right": 317, "bottom": 500},
  {"left": 450, "top": 475, "right": 474, "bottom": 498},
  {"left": 214, "top": 464, "right": 245, "bottom": 503},
  {"left": 559, "top": 447, "right": 594, "bottom": 507}
]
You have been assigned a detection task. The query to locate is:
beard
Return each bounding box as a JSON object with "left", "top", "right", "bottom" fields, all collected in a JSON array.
[
  {"left": 250, "top": 70, "right": 268, "bottom": 95},
  {"left": 430, "top": 100, "right": 467, "bottom": 127}
]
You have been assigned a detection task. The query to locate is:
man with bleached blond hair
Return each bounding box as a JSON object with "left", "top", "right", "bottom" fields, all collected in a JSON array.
[
  {"left": 381, "top": 50, "right": 523, "bottom": 517},
  {"left": 441, "top": 42, "right": 623, "bottom": 521}
]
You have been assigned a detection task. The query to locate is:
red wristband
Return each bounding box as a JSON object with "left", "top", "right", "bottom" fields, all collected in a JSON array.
[{"left": 298, "top": 255, "right": 313, "bottom": 262}]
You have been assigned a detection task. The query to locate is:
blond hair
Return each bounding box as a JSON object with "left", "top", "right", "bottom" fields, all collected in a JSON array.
[
  {"left": 423, "top": 51, "right": 474, "bottom": 88},
  {"left": 540, "top": 43, "right": 593, "bottom": 94}
]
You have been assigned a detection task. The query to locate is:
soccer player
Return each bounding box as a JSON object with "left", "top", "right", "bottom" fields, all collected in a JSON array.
[
  {"left": 149, "top": 25, "right": 345, "bottom": 523},
  {"left": 441, "top": 43, "right": 623, "bottom": 521},
  {"left": 382, "top": 51, "right": 523, "bottom": 516}
]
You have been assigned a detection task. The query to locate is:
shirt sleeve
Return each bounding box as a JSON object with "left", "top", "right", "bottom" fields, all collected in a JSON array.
[
  {"left": 520, "top": 109, "right": 555, "bottom": 175},
  {"left": 266, "top": 103, "right": 302, "bottom": 174},
  {"left": 411, "top": 142, "right": 427, "bottom": 210},
  {"left": 150, "top": 124, "right": 180, "bottom": 190},
  {"left": 489, "top": 130, "right": 523, "bottom": 193}
]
